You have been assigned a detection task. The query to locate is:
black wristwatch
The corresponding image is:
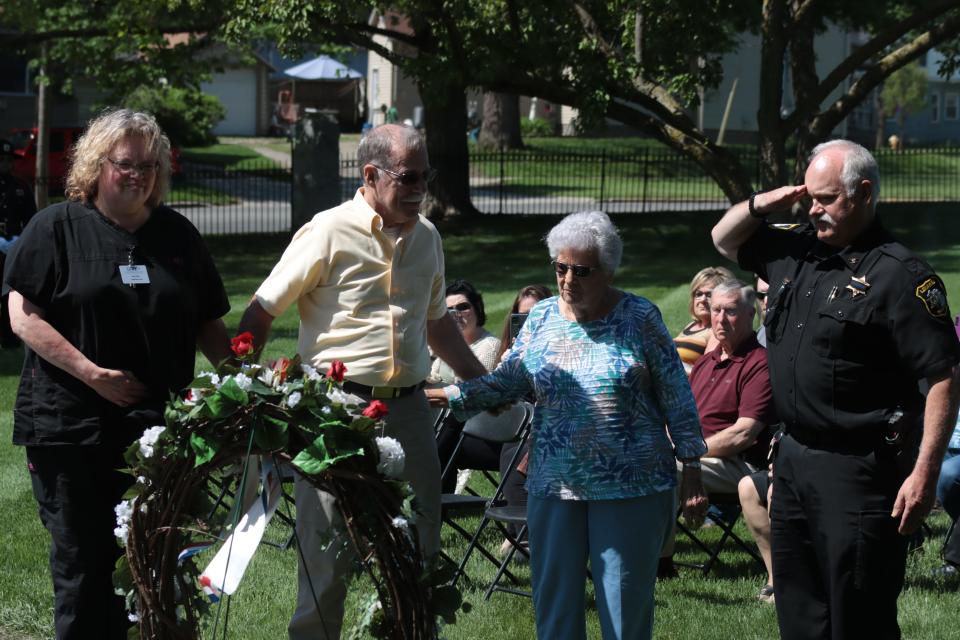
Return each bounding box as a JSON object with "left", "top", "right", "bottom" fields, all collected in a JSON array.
[{"left": 748, "top": 191, "right": 768, "bottom": 219}]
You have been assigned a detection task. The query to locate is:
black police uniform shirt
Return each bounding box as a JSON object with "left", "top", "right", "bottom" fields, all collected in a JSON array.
[
  {"left": 738, "top": 217, "right": 960, "bottom": 434},
  {"left": 2, "top": 200, "right": 230, "bottom": 446},
  {"left": 0, "top": 173, "right": 37, "bottom": 238}
]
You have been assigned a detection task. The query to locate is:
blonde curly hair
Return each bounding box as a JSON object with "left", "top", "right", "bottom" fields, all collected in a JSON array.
[{"left": 65, "top": 108, "right": 171, "bottom": 207}]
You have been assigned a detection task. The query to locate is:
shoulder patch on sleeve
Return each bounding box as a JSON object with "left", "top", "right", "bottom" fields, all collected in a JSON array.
[
  {"left": 915, "top": 276, "right": 950, "bottom": 320},
  {"left": 769, "top": 223, "right": 801, "bottom": 231}
]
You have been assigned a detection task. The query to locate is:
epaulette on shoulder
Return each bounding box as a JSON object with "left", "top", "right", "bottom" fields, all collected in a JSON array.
[{"left": 877, "top": 242, "right": 931, "bottom": 276}]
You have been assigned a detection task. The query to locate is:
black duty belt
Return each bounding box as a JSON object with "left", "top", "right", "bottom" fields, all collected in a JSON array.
[
  {"left": 785, "top": 425, "right": 886, "bottom": 452},
  {"left": 342, "top": 380, "right": 426, "bottom": 399}
]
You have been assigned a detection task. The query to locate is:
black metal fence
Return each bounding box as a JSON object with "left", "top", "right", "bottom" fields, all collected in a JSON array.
[{"left": 25, "top": 147, "right": 960, "bottom": 234}]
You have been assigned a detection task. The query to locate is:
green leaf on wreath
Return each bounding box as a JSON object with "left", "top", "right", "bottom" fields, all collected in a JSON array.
[
  {"left": 254, "top": 414, "right": 289, "bottom": 450},
  {"left": 190, "top": 432, "right": 218, "bottom": 467},
  {"left": 123, "top": 439, "right": 140, "bottom": 466},
  {"left": 217, "top": 376, "right": 249, "bottom": 404},
  {"left": 291, "top": 432, "right": 364, "bottom": 475},
  {"left": 188, "top": 374, "right": 218, "bottom": 390},
  {"left": 113, "top": 555, "right": 134, "bottom": 592},
  {"left": 348, "top": 416, "right": 376, "bottom": 434},
  {"left": 127, "top": 624, "right": 141, "bottom": 640}
]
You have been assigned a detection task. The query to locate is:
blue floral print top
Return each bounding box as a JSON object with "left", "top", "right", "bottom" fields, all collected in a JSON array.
[{"left": 446, "top": 294, "right": 706, "bottom": 500}]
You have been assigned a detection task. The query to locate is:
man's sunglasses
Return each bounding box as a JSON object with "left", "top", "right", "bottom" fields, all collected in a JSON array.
[
  {"left": 373, "top": 164, "right": 437, "bottom": 186},
  {"left": 552, "top": 260, "right": 600, "bottom": 278},
  {"left": 447, "top": 302, "right": 472, "bottom": 313}
]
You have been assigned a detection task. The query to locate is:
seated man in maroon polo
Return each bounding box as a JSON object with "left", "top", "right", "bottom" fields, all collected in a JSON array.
[{"left": 659, "top": 278, "right": 776, "bottom": 577}]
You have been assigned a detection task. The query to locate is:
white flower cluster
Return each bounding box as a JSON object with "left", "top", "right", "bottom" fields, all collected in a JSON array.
[
  {"left": 114, "top": 500, "right": 134, "bottom": 544},
  {"left": 286, "top": 391, "right": 302, "bottom": 408},
  {"left": 138, "top": 425, "right": 166, "bottom": 458},
  {"left": 301, "top": 363, "right": 323, "bottom": 382},
  {"left": 390, "top": 516, "right": 410, "bottom": 532},
  {"left": 199, "top": 371, "right": 220, "bottom": 386},
  {"left": 375, "top": 436, "right": 405, "bottom": 478},
  {"left": 328, "top": 388, "right": 363, "bottom": 407},
  {"left": 231, "top": 373, "right": 253, "bottom": 391}
]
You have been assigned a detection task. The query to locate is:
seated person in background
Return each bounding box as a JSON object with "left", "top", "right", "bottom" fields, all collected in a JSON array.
[
  {"left": 431, "top": 280, "right": 501, "bottom": 492},
  {"left": 496, "top": 284, "right": 553, "bottom": 554},
  {"left": 660, "top": 279, "right": 775, "bottom": 577},
  {"left": 674, "top": 266, "right": 735, "bottom": 374},
  {"left": 934, "top": 414, "right": 960, "bottom": 578}
]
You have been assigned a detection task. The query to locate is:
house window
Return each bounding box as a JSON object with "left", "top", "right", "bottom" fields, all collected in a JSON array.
[
  {"left": 0, "top": 56, "right": 31, "bottom": 94},
  {"left": 946, "top": 93, "right": 959, "bottom": 121},
  {"left": 930, "top": 92, "right": 940, "bottom": 123}
]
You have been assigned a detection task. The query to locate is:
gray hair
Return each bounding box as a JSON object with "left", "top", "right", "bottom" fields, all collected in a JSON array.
[
  {"left": 809, "top": 139, "right": 880, "bottom": 208},
  {"left": 357, "top": 124, "right": 425, "bottom": 171},
  {"left": 712, "top": 279, "right": 757, "bottom": 313},
  {"left": 545, "top": 210, "right": 623, "bottom": 274}
]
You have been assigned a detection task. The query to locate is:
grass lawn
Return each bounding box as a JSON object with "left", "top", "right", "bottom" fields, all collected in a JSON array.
[
  {"left": 3, "top": 207, "right": 960, "bottom": 638},
  {"left": 180, "top": 144, "right": 281, "bottom": 170}
]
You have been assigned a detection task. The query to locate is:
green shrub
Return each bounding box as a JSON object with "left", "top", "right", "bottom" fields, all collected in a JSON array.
[
  {"left": 124, "top": 85, "right": 226, "bottom": 147},
  {"left": 520, "top": 117, "right": 556, "bottom": 138}
]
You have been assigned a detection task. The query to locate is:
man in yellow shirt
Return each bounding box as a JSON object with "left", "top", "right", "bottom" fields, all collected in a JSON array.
[{"left": 239, "top": 124, "right": 487, "bottom": 639}]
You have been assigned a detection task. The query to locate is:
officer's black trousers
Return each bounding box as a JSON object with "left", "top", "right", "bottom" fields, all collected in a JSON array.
[
  {"left": 771, "top": 434, "right": 907, "bottom": 640},
  {"left": 27, "top": 443, "right": 133, "bottom": 640}
]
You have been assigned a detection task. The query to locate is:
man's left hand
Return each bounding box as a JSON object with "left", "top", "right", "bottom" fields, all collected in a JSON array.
[{"left": 891, "top": 469, "right": 937, "bottom": 535}]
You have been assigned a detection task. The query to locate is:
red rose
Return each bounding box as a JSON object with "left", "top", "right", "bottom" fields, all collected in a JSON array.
[
  {"left": 362, "top": 400, "right": 389, "bottom": 420},
  {"left": 230, "top": 331, "right": 255, "bottom": 357},
  {"left": 273, "top": 357, "right": 291, "bottom": 383},
  {"left": 326, "top": 360, "right": 347, "bottom": 382}
]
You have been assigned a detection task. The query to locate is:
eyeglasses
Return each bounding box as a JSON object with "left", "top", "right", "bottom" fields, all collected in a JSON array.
[
  {"left": 106, "top": 158, "right": 160, "bottom": 176},
  {"left": 693, "top": 290, "right": 713, "bottom": 300},
  {"left": 552, "top": 260, "right": 600, "bottom": 278},
  {"left": 372, "top": 164, "right": 436, "bottom": 186},
  {"left": 447, "top": 302, "right": 472, "bottom": 313}
]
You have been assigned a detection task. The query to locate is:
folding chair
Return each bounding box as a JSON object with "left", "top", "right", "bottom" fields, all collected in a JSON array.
[
  {"left": 675, "top": 492, "right": 764, "bottom": 575},
  {"left": 440, "top": 402, "right": 533, "bottom": 589}
]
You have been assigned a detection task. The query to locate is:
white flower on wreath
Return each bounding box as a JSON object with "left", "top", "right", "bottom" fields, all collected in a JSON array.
[
  {"left": 286, "top": 391, "right": 302, "bottom": 408},
  {"left": 375, "top": 436, "right": 405, "bottom": 477},
  {"left": 114, "top": 499, "right": 134, "bottom": 543},
  {"left": 257, "top": 367, "right": 277, "bottom": 388},
  {"left": 231, "top": 373, "right": 253, "bottom": 391},
  {"left": 138, "top": 425, "right": 165, "bottom": 458},
  {"left": 391, "top": 516, "right": 410, "bottom": 533},
  {"left": 301, "top": 363, "right": 323, "bottom": 382},
  {"left": 182, "top": 389, "right": 202, "bottom": 406},
  {"left": 198, "top": 371, "right": 220, "bottom": 386},
  {"left": 328, "top": 387, "right": 363, "bottom": 407},
  {"left": 128, "top": 612, "right": 140, "bottom": 623}
]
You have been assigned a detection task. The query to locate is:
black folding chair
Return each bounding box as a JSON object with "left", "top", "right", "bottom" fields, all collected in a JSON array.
[
  {"left": 440, "top": 402, "right": 533, "bottom": 589},
  {"left": 675, "top": 492, "right": 764, "bottom": 575}
]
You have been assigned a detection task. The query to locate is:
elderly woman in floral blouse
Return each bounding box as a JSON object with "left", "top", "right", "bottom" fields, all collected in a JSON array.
[{"left": 426, "top": 211, "right": 707, "bottom": 640}]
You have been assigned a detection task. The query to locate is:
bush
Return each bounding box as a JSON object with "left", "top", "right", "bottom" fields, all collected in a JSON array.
[
  {"left": 520, "top": 117, "right": 556, "bottom": 138},
  {"left": 124, "top": 85, "right": 226, "bottom": 147}
]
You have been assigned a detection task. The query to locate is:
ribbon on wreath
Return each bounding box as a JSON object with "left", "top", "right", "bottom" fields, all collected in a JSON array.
[{"left": 198, "top": 457, "right": 284, "bottom": 601}]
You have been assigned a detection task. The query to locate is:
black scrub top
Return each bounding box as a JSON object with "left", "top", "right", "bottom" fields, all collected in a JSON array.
[
  {"left": 738, "top": 218, "right": 960, "bottom": 434},
  {"left": 3, "top": 200, "right": 230, "bottom": 446}
]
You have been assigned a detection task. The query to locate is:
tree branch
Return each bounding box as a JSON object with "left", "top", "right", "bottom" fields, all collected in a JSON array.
[
  {"left": 0, "top": 24, "right": 222, "bottom": 47},
  {"left": 810, "top": 12, "right": 960, "bottom": 136}
]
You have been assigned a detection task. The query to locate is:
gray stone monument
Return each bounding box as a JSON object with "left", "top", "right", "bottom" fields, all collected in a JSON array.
[{"left": 292, "top": 109, "right": 341, "bottom": 231}]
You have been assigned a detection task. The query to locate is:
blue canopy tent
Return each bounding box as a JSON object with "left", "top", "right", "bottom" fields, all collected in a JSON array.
[{"left": 276, "top": 55, "right": 365, "bottom": 130}]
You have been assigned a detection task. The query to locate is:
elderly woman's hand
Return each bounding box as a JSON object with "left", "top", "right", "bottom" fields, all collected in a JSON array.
[
  {"left": 679, "top": 466, "right": 709, "bottom": 529},
  {"left": 424, "top": 388, "right": 450, "bottom": 408}
]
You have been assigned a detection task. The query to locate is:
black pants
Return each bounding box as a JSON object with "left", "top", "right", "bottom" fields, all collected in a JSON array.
[
  {"left": 27, "top": 443, "right": 134, "bottom": 640},
  {"left": 945, "top": 519, "right": 960, "bottom": 567},
  {"left": 772, "top": 433, "right": 907, "bottom": 640}
]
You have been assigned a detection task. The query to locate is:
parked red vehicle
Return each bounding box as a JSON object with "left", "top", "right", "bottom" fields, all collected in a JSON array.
[{"left": 7, "top": 127, "right": 182, "bottom": 189}]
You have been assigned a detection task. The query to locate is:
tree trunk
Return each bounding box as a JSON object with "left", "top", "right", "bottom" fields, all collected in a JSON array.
[
  {"left": 477, "top": 92, "right": 523, "bottom": 151},
  {"left": 419, "top": 79, "right": 480, "bottom": 220},
  {"left": 756, "top": 0, "right": 788, "bottom": 190}
]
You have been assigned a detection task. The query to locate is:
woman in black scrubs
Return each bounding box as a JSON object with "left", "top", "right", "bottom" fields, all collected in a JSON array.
[{"left": 3, "top": 109, "right": 231, "bottom": 639}]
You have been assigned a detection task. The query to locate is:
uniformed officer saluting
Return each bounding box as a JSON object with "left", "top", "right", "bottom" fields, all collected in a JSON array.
[
  {"left": 0, "top": 138, "right": 37, "bottom": 346},
  {"left": 712, "top": 139, "right": 960, "bottom": 640}
]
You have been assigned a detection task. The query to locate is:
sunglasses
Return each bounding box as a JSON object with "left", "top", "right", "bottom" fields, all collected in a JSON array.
[
  {"left": 552, "top": 260, "right": 600, "bottom": 278},
  {"left": 447, "top": 302, "right": 472, "bottom": 313},
  {"left": 106, "top": 158, "right": 160, "bottom": 175},
  {"left": 373, "top": 164, "right": 437, "bottom": 186}
]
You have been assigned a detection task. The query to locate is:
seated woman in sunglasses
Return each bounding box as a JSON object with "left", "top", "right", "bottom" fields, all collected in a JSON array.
[
  {"left": 673, "top": 266, "right": 734, "bottom": 375},
  {"left": 426, "top": 211, "right": 707, "bottom": 640},
  {"left": 430, "top": 279, "right": 502, "bottom": 492}
]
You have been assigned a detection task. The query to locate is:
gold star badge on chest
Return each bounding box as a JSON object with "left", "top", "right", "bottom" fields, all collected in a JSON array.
[{"left": 846, "top": 275, "right": 871, "bottom": 298}]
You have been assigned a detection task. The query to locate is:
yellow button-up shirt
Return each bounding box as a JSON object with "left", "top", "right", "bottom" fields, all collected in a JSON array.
[{"left": 255, "top": 190, "right": 447, "bottom": 386}]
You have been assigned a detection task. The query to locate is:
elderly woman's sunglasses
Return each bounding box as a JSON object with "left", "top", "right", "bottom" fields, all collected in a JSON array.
[
  {"left": 373, "top": 164, "right": 437, "bottom": 186},
  {"left": 552, "top": 260, "right": 600, "bottom": 278}
]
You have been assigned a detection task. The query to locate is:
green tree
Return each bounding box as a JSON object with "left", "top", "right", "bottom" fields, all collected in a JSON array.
[
  {"left": 875, "top": 62, "right": 929, "bottom": 148},
  {"left": 226, "top": 0, "right": 960, "bottom": 211}
]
